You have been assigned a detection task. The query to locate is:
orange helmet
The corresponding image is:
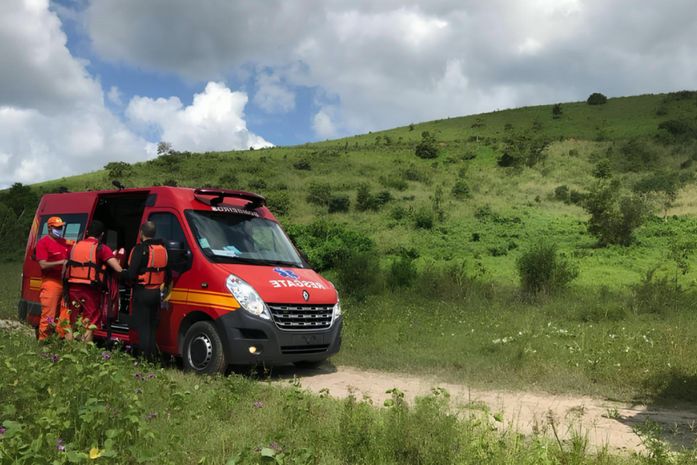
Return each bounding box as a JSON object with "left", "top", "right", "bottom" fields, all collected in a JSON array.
[{"left": 47, "top": 216, "right": 65, "bottom": 228}]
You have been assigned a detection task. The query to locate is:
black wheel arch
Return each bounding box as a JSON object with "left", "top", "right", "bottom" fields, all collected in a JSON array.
[{"left": 177, "top": 310, "right": 233, "bottom": 362}]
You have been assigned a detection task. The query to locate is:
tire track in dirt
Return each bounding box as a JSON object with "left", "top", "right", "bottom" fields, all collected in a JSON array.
[{"left": 272, "top": 364, "right": 697, "bottom": 452}]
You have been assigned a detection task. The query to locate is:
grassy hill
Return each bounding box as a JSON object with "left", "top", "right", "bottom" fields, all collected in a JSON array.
[{"left": 29, "top": 90, "right": 697, "bottom": 288}]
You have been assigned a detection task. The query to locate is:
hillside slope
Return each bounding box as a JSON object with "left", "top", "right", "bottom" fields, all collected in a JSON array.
[{"left": 27, "top": 91, "right": 697, "bottom": 288}]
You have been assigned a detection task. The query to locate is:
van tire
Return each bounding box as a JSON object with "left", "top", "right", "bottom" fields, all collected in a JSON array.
[{"left": 182, "top": 321, "right": 227, "bottom": 374}]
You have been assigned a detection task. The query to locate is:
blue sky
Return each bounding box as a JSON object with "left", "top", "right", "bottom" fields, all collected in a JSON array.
[{"left": 1, "top": 0, "right": 696, "bottom": 187}]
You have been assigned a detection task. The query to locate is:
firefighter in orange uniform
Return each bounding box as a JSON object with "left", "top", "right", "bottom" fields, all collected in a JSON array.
[
  {"left": 62, "top": 220, "right": 123, "bottom": 342},
  {"left": 34, "top": 216, "right": 73, "bottom": 341},
  {"left": 123, "top": 221, "right": 169, "bottom": 361}
]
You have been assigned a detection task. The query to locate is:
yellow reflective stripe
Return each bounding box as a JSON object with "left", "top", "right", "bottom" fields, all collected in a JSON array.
[
  {"left": 169, "top": 287, "right": 239, "bottom": 311},
  {"left": 29, "top": 278, "right": 42, "bottom": 290}
]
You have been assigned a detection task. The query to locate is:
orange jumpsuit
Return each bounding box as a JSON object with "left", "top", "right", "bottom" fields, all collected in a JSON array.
[{"left": 35, "top": 235, "right": 72, "bottom": 340}]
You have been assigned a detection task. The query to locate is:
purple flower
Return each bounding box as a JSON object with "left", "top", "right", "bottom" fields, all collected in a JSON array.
[
  {"left": 269, "top": 441, "right": 282, "bottom": 452},
  {"left": 101, "top": 351, "right": 111, "bottom": 361},
  {"left": 134, "top": 372, "right": 144, "bottom": 381},
  {"left": 56, "top": 438, "right": 65, "bottom": 452},
  {"left": 145, "top": 412, "right": 158, "bottom": 421},
  {"left": 49, "top": 354, "right": 60, "bottom": 363},
  {"left": 46, "top": 317, "right": 55, "bottom": 325},
  {"left": 146, "top": 373, "right": 156, "bottom": 380},
  {"left": 0, "top": 426, "right": 6, "bottom": 436},
  {"left": 253, "top": 401, "right": 264, "bottom": 409}
]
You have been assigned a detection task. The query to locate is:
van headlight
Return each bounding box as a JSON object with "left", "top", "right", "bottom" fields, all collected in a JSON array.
[
  {"left": 333, "top": 296, "right": 342, "bottom": 319},
  {"left": 226, "top": 274, "right": 271, "bottom": 320}
]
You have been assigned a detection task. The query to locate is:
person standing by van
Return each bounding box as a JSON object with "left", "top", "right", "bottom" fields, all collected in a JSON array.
[
  {"left": 124, "top": 221, "right": 169, "bottom": 361},
  {"left": 35, "top": 216, "right": 72, "bottom": 341},
  {"left": 62, "top": 220, "right": 123, "bottom": 342}
]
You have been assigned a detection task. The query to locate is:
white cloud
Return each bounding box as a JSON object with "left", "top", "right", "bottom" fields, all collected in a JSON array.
[
  {"left": 83, "top": 0, "right": 697, "bottom": 138},
  {"left": 253, "top": 72, "right": 296, "bottom": 114},
  {"left": 312, "top": 107, "right": 338, "bottom": 139},
  {"left": 126, "top": 82, "right": 273, "bottom": 152},
  {"left": 107, "top": 85, "right": 123, "bottom": 106},
  {"left": 0, "top": 0, "right": 148, "bottom": 187}
]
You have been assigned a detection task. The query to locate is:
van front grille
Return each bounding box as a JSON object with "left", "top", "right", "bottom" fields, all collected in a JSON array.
[{"left": 267, "top": 304, "right": 333, "bottom": 331}]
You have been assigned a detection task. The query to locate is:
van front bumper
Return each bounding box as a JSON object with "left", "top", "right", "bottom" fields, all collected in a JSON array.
[{"left": 214, "top": 309, "right": 342, "bottom": 365}]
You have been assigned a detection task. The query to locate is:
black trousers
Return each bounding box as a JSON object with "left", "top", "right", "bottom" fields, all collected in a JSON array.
[{"left": 131, "top": 286, "right": 161, "bottom": 361}]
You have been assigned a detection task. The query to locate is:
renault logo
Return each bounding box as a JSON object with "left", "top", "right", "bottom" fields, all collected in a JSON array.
[{"left": 302, "top": 290, "right": 310, "bottom": 302}]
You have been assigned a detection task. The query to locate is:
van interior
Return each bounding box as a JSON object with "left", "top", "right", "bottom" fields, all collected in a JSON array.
[{"left": 91, "top": 193, "right": 149, "bottom": 332}]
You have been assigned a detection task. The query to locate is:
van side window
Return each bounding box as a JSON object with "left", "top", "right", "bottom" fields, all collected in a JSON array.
[
  {"left": 148, "top": 212, "right": 188, "bottom": 247},
  {"left": 37, "top": 214, "right": 87, "bottom": 243}
]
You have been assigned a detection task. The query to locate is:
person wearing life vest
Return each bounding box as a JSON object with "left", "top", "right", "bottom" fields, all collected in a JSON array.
[
  {"left": 123, "top": 221, "right": 169, "bottom": 361},
  {"left": 61, "top": 220, "right": 123, "bottom": 342},
  {"left": 34, "top": 216, "right": 73, "bottom": 341}
]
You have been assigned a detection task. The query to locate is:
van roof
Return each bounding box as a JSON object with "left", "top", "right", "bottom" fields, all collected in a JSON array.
[{"left": 37, "top": 186, "right": 276, "bottom": 220}]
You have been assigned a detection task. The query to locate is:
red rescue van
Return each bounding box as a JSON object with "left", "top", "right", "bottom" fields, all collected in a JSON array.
[{"left": 18, "top": 187, "right": 342, "bottom": 373}]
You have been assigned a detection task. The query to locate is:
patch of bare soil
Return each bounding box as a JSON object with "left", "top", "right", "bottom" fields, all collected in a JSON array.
[{"left": 272, "top": 364, "right": 697, "bottom": 453}]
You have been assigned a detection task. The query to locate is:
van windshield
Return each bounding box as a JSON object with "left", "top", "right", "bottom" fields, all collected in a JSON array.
[{"left": 185, "top": 210, "right": 304, "bottom": 268}]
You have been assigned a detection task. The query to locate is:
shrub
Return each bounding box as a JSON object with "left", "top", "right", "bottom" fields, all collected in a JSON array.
[
  {"left": 592, "top": 160, "right": 612, "bottom": 179},
  {"left": 335, "top": 251, "right": 383, "bottom": 299},
  {"left": 583, "top": 181, "right": 650, "bottom": 246},
  {"left": 569, "top": 190, "right": 586, "bottom": 205},
  {"left": 104, "top": 161, "right": 132, "bottom": 179},
  {"left": 401, "top": 165, "right": 428, "bottom": 183},
  {"left": 306, "top": 182, "right": 332, "bottom": 207},
  {"left": 587, "top": 92, "right": 608, "bottom": 105},
  {"left": 390, "top": 205, "right": 408, "bottom": 221},
  {"left": 618, "top": 138, "right": 659, "bottom": 171},
  {"left": 497, "top": 135, "right": 548, "bottom": 168},
  {"left": 413, "top": 207, "right": 434, "bottom": 229},
  {"left": 265, "top": 191, "right": 291, "bottom": 216},
  {"left": 553, "top": 185, "right": 570, "bottom": 203},
  {"left": 285, "top": 220, "right": 374, "bottom": 271},
  {"left": 328, "top": 195, "right": 351, "bottom": 213},
  {"left": 631, "top": 268, "right": 681, "bottom": 315},
  {"left": 248, "top": 178, "right": 267, "bottom": 191},
  {"left": 292, "top": 159, "right": 312, "bottom": 170},
  {"left": 355, "top": 185, "right": 391, "bottom": 211},
  {"left": 415, "top": 131, "right": 438, "bottom": 159},
  {"left": 451, "top": 180, "right": 471, "bottom": 200},
  {"left": 657, "top": 119, "right": 697, "bottom": 143},
  {"left": 552, "top": 103, "right": 562, "bottom": 119},
  {"left": 163, "top": 179, "right": 178, "bottom": 187},
  {"left": 517, "top": 243, "right": 578, "bottom": 295},
  {"left": 387, "top": 254, "right": 418, "bottom": 289}
]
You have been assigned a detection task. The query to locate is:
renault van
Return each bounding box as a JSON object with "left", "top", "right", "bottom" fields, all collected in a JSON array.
[{"left": 18, "top": 187, "right": 342, "bottom": 373}]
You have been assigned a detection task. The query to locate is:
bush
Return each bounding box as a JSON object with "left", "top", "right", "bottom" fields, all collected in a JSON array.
[
  {"left": 413, "top": 207, "right": 434, "bottom": 229},
  {"left": 163, "top": 179, "right": 178, "bottom": 187},
  {"left": 104, "top": 161, "right": 132, "bottom": 179},
  {"left": 335, "top": 251, "right": 383, "bottom": 299},
  {"left": 415, "top": 131, "right": 438, "bottom": 159},
  {"left": 592, "top": 160, "right": 612, "bottom": 179},
  {"left": 631, "top": 268, "right": 682, "bottom": 315},
  {"left": 328, "top": 195, "right": 350, "bottom": 213},
  {"left": 401, "top": 165, "right": 429, "bottom": 183},
  {"left": 379, "top": 175, "right": 408, "bottom": 191},
  {"left": 387, "top": 254, "right": 418, "bottom": 290},
  {"left": 657, "top": 119, "right": 697, "bottom": 143},
  {"left": 583, "top": 181, "right": 649, "bottom": 246},
  {"left": 587, "top": 92, "right": 608, "bottom": 105},
  {"left": 552, "top": 103, "right": 562, "bottom": 119},
  {"left": 451, "top": 180, "right": 471, "bottom": 200},
  {"left": 553, "top": 185, "right": 570, "bottom": 203},
  {"left": 265, "top": 191, "right": 291, "bottom": 216},
  {"left": 497, "top": 135, "right": 548, "bottom": 168},
  {"left": 517, "top": 243, "right": 578, "bottom": 295},
  {"left": 306, "top": 182, "right": 332, "bottom": 207},
  {"left": 618, "top": 138, "right": 659, "bottom": 171},
  {"left": 285, "top": 220, "right": 374, "bottom": 271},
  {"left": 292, "top": 159, "right": 312, "bottom": 170},
  {"left": 355, "top": 185, "right": 391, "bottom": 212}
]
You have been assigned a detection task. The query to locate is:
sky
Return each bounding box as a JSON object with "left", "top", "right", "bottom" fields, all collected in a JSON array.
[{"left": 1, "top": 0, "right": 697, "bottom": 187}]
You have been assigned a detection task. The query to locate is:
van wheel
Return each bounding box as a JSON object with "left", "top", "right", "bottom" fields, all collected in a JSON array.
[{"left": 183, "top": 321, "right": 226, "bottom": 374}]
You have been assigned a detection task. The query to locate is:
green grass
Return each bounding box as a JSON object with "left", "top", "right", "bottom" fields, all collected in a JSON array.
[
  {"left": 0, "top": 262, "right": 21, "bottom": 320},
  {"left": 3, "top": 328, "right": 692, "bottom": 464}
]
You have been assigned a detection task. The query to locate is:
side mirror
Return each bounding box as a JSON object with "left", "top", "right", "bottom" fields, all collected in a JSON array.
[{"left": 166, "top": 241, "right": 192, "bottom": 273}]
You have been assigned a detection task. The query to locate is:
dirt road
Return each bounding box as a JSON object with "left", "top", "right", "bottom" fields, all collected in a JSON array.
[{"left": 272, "top": 364, "right": 697, "bottom": 452}]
